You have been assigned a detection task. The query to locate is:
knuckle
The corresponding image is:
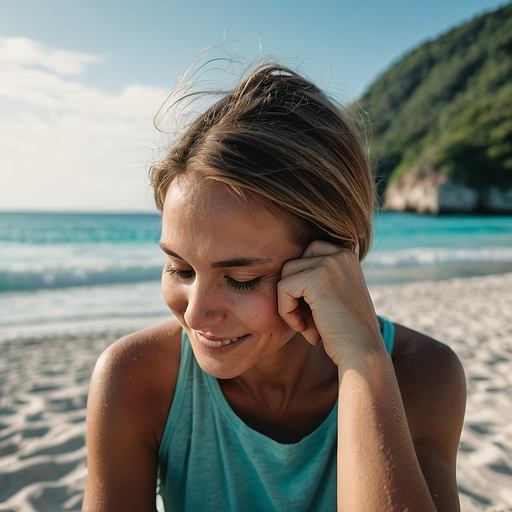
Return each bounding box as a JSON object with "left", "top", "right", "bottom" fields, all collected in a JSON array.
[
  {"left": 315, "top": 264, "right": 332, "bottom": 281},
  {"left": 280, "top": 259, "right": 294, "bottom": 276},
  {"left": 306, "top": 240, "right": 332, "bottom": 255},
  {"left": 308, "top": 240, "right": 325, "bottom": 251},
  {"left": 321, "top": 255, "right": 342, "bottom": 274}
]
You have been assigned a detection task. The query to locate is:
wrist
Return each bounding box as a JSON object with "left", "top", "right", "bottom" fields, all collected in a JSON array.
[{"left": 332, "top": 336, "right": 389, "bottom": 370}]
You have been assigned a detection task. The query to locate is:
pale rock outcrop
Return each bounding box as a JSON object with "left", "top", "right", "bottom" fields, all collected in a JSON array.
[{"left": 384, "top": 165, "right": 512, "bottom": 214}]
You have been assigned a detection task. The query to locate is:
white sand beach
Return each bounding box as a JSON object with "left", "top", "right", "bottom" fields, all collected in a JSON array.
[
  {"left": 1, "top": 273, "right": 512, "bottom": 511},
  {"left": 371, "top": 272, "right": 512, "bottom": 512}
]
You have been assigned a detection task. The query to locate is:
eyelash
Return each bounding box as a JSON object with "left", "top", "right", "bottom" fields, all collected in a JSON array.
[
  {"left": 165, "top": 266, "right": 261, "bottom": 291},
  {"left": 225, "top": 275, "right": 261, "bottom": 291}
]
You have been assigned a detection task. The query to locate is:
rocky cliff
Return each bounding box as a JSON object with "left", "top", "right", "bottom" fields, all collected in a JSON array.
[{"left": 384, "top": 165, "right": 512, "bottom": 214}]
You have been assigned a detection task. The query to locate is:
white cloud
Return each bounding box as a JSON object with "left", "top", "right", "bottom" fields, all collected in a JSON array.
[
  {"left": 0, "top": 37, "right": 103, "bottom": 75},
  {"left": 0, "top": 37, "right": 168, "bottom": 211}
]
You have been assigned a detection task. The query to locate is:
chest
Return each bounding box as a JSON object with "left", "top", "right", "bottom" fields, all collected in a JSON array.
[{"left": 219, "top": 380, "right": 339, "bottom": 443}]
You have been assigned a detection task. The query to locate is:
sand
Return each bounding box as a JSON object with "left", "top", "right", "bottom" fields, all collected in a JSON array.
[{"left": 1, "top": 273, "right": 512, "bottom": 511}]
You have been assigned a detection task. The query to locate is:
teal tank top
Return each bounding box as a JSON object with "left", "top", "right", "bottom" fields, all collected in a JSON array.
[{"left": 158, "top": 317, "right": 394, "bottom": 511}]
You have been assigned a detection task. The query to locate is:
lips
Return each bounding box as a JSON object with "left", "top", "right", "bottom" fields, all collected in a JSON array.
[
  {"left": 220, "top": 336, "right": 242, "bottom": 346},
  {"left": 198, "top": 333, "right": 249, "bottom": 348}
]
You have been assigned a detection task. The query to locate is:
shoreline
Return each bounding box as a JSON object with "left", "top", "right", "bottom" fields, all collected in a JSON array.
[
  {"left": 1, "top": 273, "right": 512, "bottom": 511},
  {"left": 3, "top": 263, "right": 512, "bottom": 344}
]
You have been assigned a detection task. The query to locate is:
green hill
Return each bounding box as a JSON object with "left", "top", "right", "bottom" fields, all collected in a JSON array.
[{"left": 359, "top": 2, "right": 512, "bottom": 213}]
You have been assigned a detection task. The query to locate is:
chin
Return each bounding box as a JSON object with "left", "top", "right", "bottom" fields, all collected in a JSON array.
[{"left": 194, "top": 356, "right": 246, "bottom": 381}]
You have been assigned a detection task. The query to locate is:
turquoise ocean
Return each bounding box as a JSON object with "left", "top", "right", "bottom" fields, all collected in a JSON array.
[{"left": 1, "top": 211, "right": 512, "bottom": 341}]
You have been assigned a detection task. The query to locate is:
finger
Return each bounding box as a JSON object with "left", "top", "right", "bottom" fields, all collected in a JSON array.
[
  {"left": 301, "top": 240, "right": 344, "bottom": 259},
  {"left": 281, "top": 241, "right": 355, "bottom": 279},
  {"left": 279, "top": 293, "right": 322, "bottom": 345},
  {"left": 280, "top": 254, "right": 325, "bottom": 279},
  {"left": 277, "top": 281, "right": 306, "bottom": 333},
  {"left": 277, "top": 271, "right": 322, "bottom": 345}
]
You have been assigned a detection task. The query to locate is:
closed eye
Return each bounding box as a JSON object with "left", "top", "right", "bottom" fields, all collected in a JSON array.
[
  {"left": 225, "top": 275, "right": 261, "bottom": 291},
  {"left": 165, "top": 266, "right": 194, "bottom": 279},
  {"left": 165, "top": 265, "right": 263, "bottom": 291}
]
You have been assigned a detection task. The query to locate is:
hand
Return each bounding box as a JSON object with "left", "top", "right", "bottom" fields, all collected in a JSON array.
[{"left": 277, "top": 241, "right": 383, "bottom": 365}]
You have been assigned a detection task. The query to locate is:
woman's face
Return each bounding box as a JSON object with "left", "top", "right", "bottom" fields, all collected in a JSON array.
[{"left": 160, "top": 175, "right": 305, "bottom": 379}]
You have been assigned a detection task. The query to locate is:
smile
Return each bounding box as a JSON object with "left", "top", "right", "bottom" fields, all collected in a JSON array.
[
  {"left": 197, "top": 333, "right": 249, "bottom": 348},
  {"left": 220, "top": 336, "right": 243, "bottom": 346}
]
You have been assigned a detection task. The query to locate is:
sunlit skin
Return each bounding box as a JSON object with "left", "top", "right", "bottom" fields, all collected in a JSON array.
[
  {"left": 83, "top": 170, "right": 466, "bottom": 512},
  {"left": 160, "top": 175, "right": 338, "bottom": 399},
  {"left": 159, "top": 176, "right": 389, "bottom": 374},
  {"left": 157, "top": 174, "right": 464, "bottom": 511}
]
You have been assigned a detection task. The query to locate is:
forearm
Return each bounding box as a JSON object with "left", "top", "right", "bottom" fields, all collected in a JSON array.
[{"left": 336, "top": 347, "right": 436, "bottom": 512}]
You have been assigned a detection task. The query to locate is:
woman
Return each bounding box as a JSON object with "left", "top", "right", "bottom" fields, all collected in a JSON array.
[{"left": 83, "top": 64, "right": 466, "bottom": 511}]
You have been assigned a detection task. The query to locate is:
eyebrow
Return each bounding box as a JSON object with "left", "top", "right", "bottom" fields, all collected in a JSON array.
[{"left": 159, "top": 243, "right": 274, "bottom": 268}]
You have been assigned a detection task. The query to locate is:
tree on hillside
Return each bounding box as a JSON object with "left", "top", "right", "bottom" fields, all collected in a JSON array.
[{"left": 358, "top": 2, "right": 512, "bottom": 212}]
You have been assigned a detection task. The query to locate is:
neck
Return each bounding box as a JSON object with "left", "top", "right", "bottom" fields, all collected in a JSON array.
[
  {"left": 221, "top": 333, "right": 336, "bottom": 413},
  {"left": 219, "top": 333, "right": 338, "bottom": 442}
]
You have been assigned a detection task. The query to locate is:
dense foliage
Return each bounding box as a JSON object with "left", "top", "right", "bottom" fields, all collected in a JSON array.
[{"left": 358, "top": 2, "right": 512, "bottom": 197}]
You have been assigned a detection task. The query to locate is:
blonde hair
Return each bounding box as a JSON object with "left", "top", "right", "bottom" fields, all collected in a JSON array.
[{"left": 150, "top": 64, "right": 375, "bottom": 260}]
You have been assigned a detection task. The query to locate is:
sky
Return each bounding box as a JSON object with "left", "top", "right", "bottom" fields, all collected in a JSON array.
[{"left": 0, "top": 0, "right": 509, "bottom": 213}]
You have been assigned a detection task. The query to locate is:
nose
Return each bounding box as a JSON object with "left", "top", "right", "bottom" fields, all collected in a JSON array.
[{"left": 183, "top": 280, "right": 227, "bottom": 331}]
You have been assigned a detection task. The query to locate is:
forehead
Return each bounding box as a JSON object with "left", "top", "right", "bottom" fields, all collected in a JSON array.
[
  {"left": 164, "top": 176, "right": 270, "bottom": 220},
  {"left": 161, "top": 175, "right": 293, "bottom": 245}
]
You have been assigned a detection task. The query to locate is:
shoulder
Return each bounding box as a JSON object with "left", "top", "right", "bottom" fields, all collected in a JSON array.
[
  {"left": 391, "top": 324, "right": 466, "bottom": 508},
  {"left": 392, "top": 323, "right": 466, "bottom": 480},
  {"left": 89, "top": 316, "right": 183, "bottom": 445},
  {"left": 391, "top": 323, "right": 466, "bottom": 412},
  {"left": 95, "top": 316, "right": 183, "bottom": 377},
  {"left": 83, "top": 317, "right": 183, "bottom": 510}
]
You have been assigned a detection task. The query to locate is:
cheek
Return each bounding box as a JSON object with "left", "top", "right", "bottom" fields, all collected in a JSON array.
[
  {"left": 160, "top": 276, "right": 286, "bottom": 331},
  {"left": 241, "top": 288, "right": 283, "bottom": 328},
  {"left": 161, "top": 276, "right": 185, "bottom": 314}
]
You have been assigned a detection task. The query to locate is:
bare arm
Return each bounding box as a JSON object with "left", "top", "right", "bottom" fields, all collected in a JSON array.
[
  {"left": 82, "top": 320, "right": 181, "bottom": 512},
  {"left": 278, "top": 241, "right": 466, "bottom": 511},
  {"left": 393, "top": 324, "right": 466, "bottom": 511},
  {"left": 336, "top": 328, "right": 465, "bottom": 511}
]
